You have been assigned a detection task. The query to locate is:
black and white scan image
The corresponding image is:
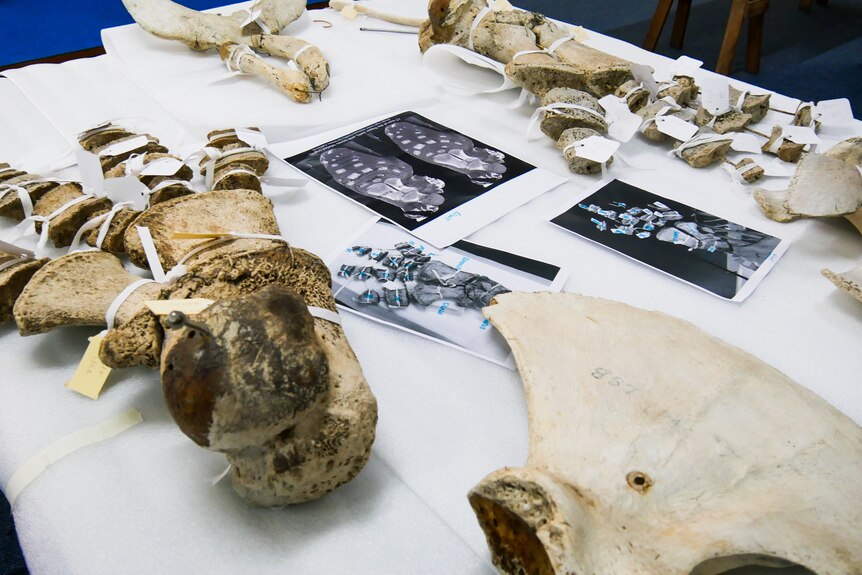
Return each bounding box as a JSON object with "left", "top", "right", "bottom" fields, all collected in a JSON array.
[
  {"left": 286, "top": 112, "right": 534, "bottom": 231},
  {"left": 329, "top": 221, "right": 568, "bottom": 367},
  {"left": 551, "top": 179, "right": 789, "bottom": 301}
]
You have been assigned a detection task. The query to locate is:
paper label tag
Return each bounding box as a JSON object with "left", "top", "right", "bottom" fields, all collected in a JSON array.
[
  {"left": 782, "top": 126, "right": 821, "bottom": 145},
  {"left": 140, "top": 157, "right": 184, "bottom": 177},
  {"left": 145, "top": 299, "right": 214, "bottom": 316},
  {"left": 701, "top": 76, "right": 731, "bottom": 115},
  {"left": 655, "top": 116, "right": 699, "bottom": 141},
  {"left": 235, "top": 128, "right": 268, "bottom": 149},
  {"left": 599, "top": 95, "right": 642, "bottom": 143},
  {"left": 65, "top": 332, "right": 112, "bottom": 400},
  {"left": 0, "top": 240, "right": 35, "bottom": 259},
  {"left": 75, "top": 149, "right": 105, "bottom": 197},
  {"left": 815, "top": 98, "right": 854, "bottom": 126},
  {"left": 630, "top": 63, "right": 660, "bottom": 97},
  {"left": 670, "top": 55, "right": 703, "bottom": 77},
  {"left": 761, "top": 158, "right": 796, "bottom": 177},
  {"left": 730, "top": 133, "right": 764, "bottom": 153},
  {"left": 98, "top": 136, "right": 149, "bottom": 157},
  {"left": 573, "top": 136, "right": 620, "bottom": 163},
  {"left": 104, "top": 176, "right": 150, "bottom": 211}
]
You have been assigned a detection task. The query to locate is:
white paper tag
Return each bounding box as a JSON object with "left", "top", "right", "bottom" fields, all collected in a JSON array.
[
  {"left": 235, "top": 128, "right": 268, "bottom": 149},
  {"left": 572, "top": 136, "right": 620, "bottom": 163},
  {"left": 655, "top": 116, "right": 699, "bottom": 141},
  {"left": 0, "top": 240, "right": 34, "bottom": 259},
  {"left": 98, "top": 136, "right": 149, "bottom": 157},
  {"left": 815, "top": 98, "right": 854, "bottom": 126},
  {"left": 422, "top": 44, "right": 517, "bottom": 94},
  {"left": 140, "top": 157, "right": 184, "bottom": 177},
  {"left": 599, "top": 96, "right": 642, "bottom": 143},
  {"left": 701, "top": 76, "right": 731, "bottom": 115},
  {"left": 630, "top": 63, "right": 660, "bottom": 97},
  {"left": 730, "top": 133, "right": 764, "bottom": 154},
  {"left": 761, "top": 157, "right": 796, "bottom": 177},
  {"left": 104, "top": 177, "right": 150, "bottom": 211},
  {"left": 782, "top": 126, "right": 821, "bottom": 145},
  {"left": 670, "top": 55, "right": 703, "bottom": 78},
  {"left": 75, "top": 149, "right": 105, "bottom": 197}
]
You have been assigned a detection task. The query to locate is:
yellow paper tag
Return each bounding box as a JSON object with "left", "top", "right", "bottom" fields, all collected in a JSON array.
[
  {"left": 341, "top": 4, "right": 358, "bottom": 20},
  {"left": 145, "top": 298, "right": 214, "bottom": 316},
  {"left": 65, "top": 332, "right": 112, "bottom": 400}
]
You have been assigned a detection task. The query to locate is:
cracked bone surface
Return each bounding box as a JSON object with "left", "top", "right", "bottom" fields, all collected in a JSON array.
[
  {"left": 754, "top": 152, "right": 862, "bottom": 224},
  {"left": 471, "top": 291, "right": 862, "bottom": 575},
  {"left": 161, "top": 281, "right": 377, "bottom": 506},
  {"left": 121, "top": 0, "right": 328, "bottom": 102},
  {"left": 822, "top": 264, "right": 862, "bottom": 304},
  {"left": 419, "top": 0, "right": 633, "bottom": 98},
  {"left": 329, "top": 0, "right": 425, "bottom": 27}
]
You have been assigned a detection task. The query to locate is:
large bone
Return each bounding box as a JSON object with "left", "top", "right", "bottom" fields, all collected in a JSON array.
[
  {"left": 0, "top": 254, "right": 48, "bottom": 323},
  {"left": 471, "top": 291, "right": 862, "bottom": 575},
  {"left": 822, "top": 264, "right": 862, "bottom": 304},
  {"left": 754, "top": 152, "right": 862, "bottom": 224},
  {"left": 121, "top": 0, "right": 328, "bottom": 101},
  {"left": 420, "top": 0, "right": 633, "bottom": 98}
]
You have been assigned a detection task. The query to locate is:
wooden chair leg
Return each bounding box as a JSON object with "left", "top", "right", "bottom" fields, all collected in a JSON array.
[
  {"left": 746, "top": 11, "right": 764, "bottom": 74},
  {"left": 644, "top": 0, "right": 675, "bottom": 51},
  {"left": 670, "top": 0, "right": 692, "bottom": 49},
  {"left": 716, "top": 0, "right": 747, "bottom": 75}
]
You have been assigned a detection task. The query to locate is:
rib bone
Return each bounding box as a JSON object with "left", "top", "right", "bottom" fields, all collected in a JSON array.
[{"left": 472, "top": 291, "right": 862, "bottom": 575}]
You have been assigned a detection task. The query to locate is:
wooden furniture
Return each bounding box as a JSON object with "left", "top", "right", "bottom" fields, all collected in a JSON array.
[{"left": 644, "top": 0, "right": 770, "bottom": 75}]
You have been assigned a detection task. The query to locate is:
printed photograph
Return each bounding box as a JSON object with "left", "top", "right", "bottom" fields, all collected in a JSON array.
[
  {"left": 550, "top": 179, "right": 788, "bottom": 301},
  {"left": 285, "top": 111, "right": 535, "bottom": 231},
  {"left": 329, "top": 220, "right": 569, "bottom": 367}
]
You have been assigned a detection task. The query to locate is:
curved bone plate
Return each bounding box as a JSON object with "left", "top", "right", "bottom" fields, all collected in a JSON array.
[
  {"left": 472, "top": 292, "right": 862, "bottom": 574},
  {"left": 822, "top": 264, "right": 862, "bottom": 304}
]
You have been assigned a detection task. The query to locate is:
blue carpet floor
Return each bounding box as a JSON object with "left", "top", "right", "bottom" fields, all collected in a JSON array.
[{"left": 0, "top": 2, "right": 859, "bottom": 573}]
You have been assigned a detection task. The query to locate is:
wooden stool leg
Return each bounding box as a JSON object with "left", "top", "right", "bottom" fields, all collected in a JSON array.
[
  {"left": 644, "top": 0, "right": 675, "bottom": 51},
  {"left": 716, "top": 0, "right": 747, "bottom": 75},
  {"left": 746, "top": 11, "right": 764, "bottom": 74},
  {"left": 671, "top": 0, "right": 693, "bottom": 49}
]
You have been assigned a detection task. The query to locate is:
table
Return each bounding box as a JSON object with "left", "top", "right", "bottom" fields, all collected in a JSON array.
[{"left": 1, "top": 2, "right": 860, "bottom": 573}]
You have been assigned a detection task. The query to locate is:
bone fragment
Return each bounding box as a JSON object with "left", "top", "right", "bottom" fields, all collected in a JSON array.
[
  {"left": 733, "top": 158, "right": 764, "bottom": 184},
  {"left": 753, "top": 152, "right": 862, "bottom": 223},
  {"left": 657, "top": 75, "right": 698, "bottom": 106},
  {"left": 636, "top": 101, "right": 695, "bottom": 143},
  {"left": 219, "top": 43, "right": 314, "bottom": 103},
  {"left": 0, "top": 174, "right": 59, "bottom": 220},
  {"left": 83, "top": 207, "right": 141, "bottom": 254},
  {"left": 0, "top": 255, "right": 48, "bottom": 323},
  {"left": 420, "top": 1, "right": 633, "bottom": 98},
  {"left": 825, "top": 136, "right": 862, "bottom": 168},
  {"left": 31, "top": 183, "right": 113, "bottom": 248},
  {"left": 557, "top": 128, "right": 612, "bottom": 175},
  {"left": 13, "top": 251, "right": 162, "bottom": 337},
  {"left": 539, "top": 88, "right": 607, "bottom": 141},
  {"left": 614, "top": 80, "right": 649, "bottom": 113},
  {"left": 822, "top": 264, "right": 862, "bottom": 304},
  {"left": 122, "top": 189, "right": 280, "bottom": 271},
  {"left": 471, "top": 291, "right": 862, "bottom": 575},
  {"left": 730, "top": 86, "right": 770, "bottom": 123},
  {"left": 329, "top": 0, "right": 425, "bottom": 27},
  {"left": 695, "top": 108, "right": 752, "bottom": 134},
  {"left": 761, "top": 125, "right": 806, "bottom": 163}
]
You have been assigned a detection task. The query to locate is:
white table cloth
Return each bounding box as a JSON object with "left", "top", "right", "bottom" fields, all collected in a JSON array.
[{"left": 1, "top": 2, "right": 860, "bottom": 574}]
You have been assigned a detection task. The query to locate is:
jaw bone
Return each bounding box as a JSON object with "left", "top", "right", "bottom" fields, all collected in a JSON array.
[{"left": 471, "top": 291, "right": 862, "bottom": 575}]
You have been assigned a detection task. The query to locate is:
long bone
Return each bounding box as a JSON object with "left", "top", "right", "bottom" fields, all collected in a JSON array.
[
  {"left": 472, "top": 291, "right": 862, "bottom": 575},
  {"left": 121, "top": 0, "right": 328, "bottom": 102},
  {"left": 420, "top": 0, "right": 633, "bottom": 98}
]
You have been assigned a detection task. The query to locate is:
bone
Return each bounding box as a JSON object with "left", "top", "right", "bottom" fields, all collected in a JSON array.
[
  {"left": 675, "top": 135, "right": 734, "bottom": 168},
  {"left": 122, "top": 189, "right": 280, "bottom": 271},
  {"left": 557, "top": 127, "right": 612, "bottom": 174},
  {"left": 825, "top": 136, "right": 862, "bottom": 167},
  {"left": 636, "top": 101, "right": 695, "bottom": 143},
  {"left": 539, "top": 88, "right": 607, "bottom": 141},
  {"left": 0, "top": 174, "right": 60, "bottom": 220},
  {"left": 694, "top": 108, "right": 752, "bottom": 135},
  {"left": 792, "top": 103, "right": 821, "bottom": 130},
  {"left": 760, "top": 126, "right": 806, "bottom": 163},
  {"left": 822, "top": 264, "right": 862, "bottom": 304},
  {"left": 0, "top": 255, "right": 48, "bottom": 323},
  {"left": 31, "top": 183, "right": 113, "bottom": 248},
  {"left": 83, "top": 207, "right": 141, "bottom": 254},
  {"left": 657, "top": 75, "right": 698, "bottom": 106},
  {"left": 13, "top": 251, "right": 162, "bottom": 336},
  {"left": 121, "top": 0, "right": 327, "bottom": 102},
  {"left": 329, "top": 0, "right": 425, "bottom": 27},
  {"left": 614, "top": 80, "right": 649, "bottom": 113},
  {"left": 731, "top": 158, "right": 764, "bottom": 184},
  {"left": 94, "top": 133, "right": 169, "bottom": 171},
  {"left": 471, "top": 291, "right": 862, "bottom": 575},
  {"left": 420, "top": 1, "right": 633, "bottom": 99},
  {"left": 753, "top": 152, "right": 862, "bottom": 223},
  {"left": 730, "top": 86, "right": 770, "bottom": 123}
]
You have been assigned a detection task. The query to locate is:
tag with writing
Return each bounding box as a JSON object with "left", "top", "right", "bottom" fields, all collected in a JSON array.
[
  {"left": 145, "top": 299, "right": 214, "bottom": 316},
  {"left": 730, "top": 133, "right": 764, "bottom": 153},
  {"left": 655, "top": 116, "right": 699, "bottom": 141},
  {"left": 573, "top": 136, "right": 620, "bottom": 163},
  {"left": 599, "top": 95, "right": 642, "bottom": 143},
  {"left": 701, "top": 76, "right": 731, "bottom": 115},
  {"left": 782, "top": 126, "right": 821, "bottom": 145},
  {"left": 630, "top": 63, "right": 660, "bottom": 97},
  {"left": 140, "top": 157, "right": 184, "bottom": 177},
  {"left": 66, "top": 332, "right": 112, "bottom": 400},
  {"left": 815, "top": 98, "right": 854, "bottom": 126}
]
